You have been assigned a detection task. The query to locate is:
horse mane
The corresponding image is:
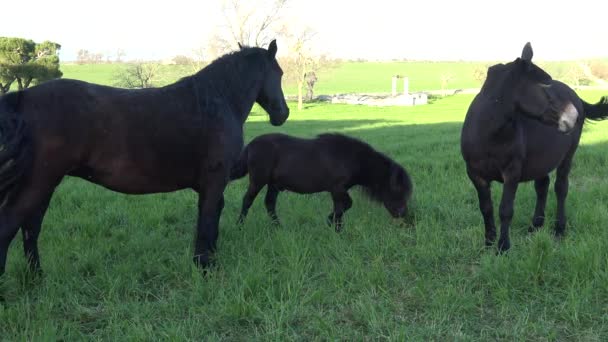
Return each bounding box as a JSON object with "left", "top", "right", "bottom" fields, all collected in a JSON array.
[
  {"left": 173, "top": 46, "right": 269, "bottom": 113},
  {"left": 316, "top": 133, "right": 412, "bottom": 204}
]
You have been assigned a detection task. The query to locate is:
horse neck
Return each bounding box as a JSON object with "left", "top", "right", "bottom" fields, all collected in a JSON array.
[
  {"left": 191, "top": 65, "right": 262, "bottom": 124},
  {"left": 358, "top": 152, "right": 389, "bottom": 189},
  {"left": 471, "top": 97, "right": 518, "bottom": 140}
]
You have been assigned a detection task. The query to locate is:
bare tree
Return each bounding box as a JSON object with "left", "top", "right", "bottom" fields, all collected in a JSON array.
[
  {"left": 211, "top": 0, "right": 290, "bottom": 56},
  {"left": 440, "top": 73, "right": 454, "bottom": 97},
  {"left": 473, "top": 65, "right": 488, "bottom": 85},
  {"left": 114, "top": 62, "right": 159, "bottom": 89},
  {"left": 189, "top": 46, "right": 208, "bottom": 73},
  {"left": 280, "top": 27, "right": 334, "bottom": 110},
  {"left": 115, "top": 48, "right": 126, "bottom": 63}
]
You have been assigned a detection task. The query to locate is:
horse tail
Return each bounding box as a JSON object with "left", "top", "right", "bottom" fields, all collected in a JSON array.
[
  {"left": 583, "top": 96, "right": 608, "bottom": 121},
  {"left": 0, "top": 91, "right": 32, "bottom": 208},
  {"left": 229, "top": 145, "right": 249, "bottom": 180}
]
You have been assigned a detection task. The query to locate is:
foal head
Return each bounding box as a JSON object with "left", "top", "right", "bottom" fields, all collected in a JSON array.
[
  {"left": 365, "top": 162, "right": 412, "bottom": 219},
  {"left": 481, "top": 42, "right": 577, "bottom": 133},
  {"left": 254, "top": 40, "right": 289, "bottom": 126}
]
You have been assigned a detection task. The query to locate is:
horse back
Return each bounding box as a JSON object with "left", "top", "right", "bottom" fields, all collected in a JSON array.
[{"left": 18, "top": 79, "right": 241, "bottom": 193}]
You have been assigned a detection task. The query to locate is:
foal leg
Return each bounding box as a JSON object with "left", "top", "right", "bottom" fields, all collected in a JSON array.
[
  {"left": 264, "top": 185, "right": 280, "bottom": 225},
  {"left": 468, "top": 172, "right": 496, "bottom": 246},
  {"left": 529, "top": 175, "right": 550, "bottom": 232},
  {"left": 327, "top": 192, "right": 353, "bottom": 232},
  {"left": 554, "top": 159, "right": 572, "bottom": 237},
  {"left": 21, "top": 196, "right": 52, "bottom": 274},
  {"left": 498, "top": 180, "right": 519, "bottom": 252},
  {"left": 237, "top": 181, "right": 264, "bottom": 225},
  {"left": 193, "top": 172, "right": 228, "bottom": 269}
]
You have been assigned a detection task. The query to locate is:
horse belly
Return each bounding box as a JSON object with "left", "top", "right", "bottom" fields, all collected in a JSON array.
[{"left": 76, "top": 157, "right": 197, "bottom": 194}]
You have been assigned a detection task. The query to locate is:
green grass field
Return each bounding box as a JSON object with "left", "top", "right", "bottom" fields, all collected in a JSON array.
[
  {"left": 60, "top": 59, "right": 602, "bottom": 96},
  {"left": 1, "top": 88, "right": 608, "bottom": 339}
]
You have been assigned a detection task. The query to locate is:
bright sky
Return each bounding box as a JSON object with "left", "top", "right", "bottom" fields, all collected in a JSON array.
[{"left": 3, "top": 0, "right": 607, "bottom": 61}]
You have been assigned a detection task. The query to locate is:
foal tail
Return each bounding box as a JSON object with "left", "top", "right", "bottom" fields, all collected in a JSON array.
[
  {"left": 0, "top": 91, "right": 32, "bottom": 208},
  {"left": 583, "top": 96, "right": 608, "bottom": 121},
  {"left": 229, "top": 145, "right": 249, "bottom": 180}
]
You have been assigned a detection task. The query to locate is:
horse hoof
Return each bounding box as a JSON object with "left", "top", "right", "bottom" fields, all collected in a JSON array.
[
  {"left": 193, "top": 253, "right": 213, "bottom": 269},
  {"left": 497, "top": 239, "right": 510, "bottom": 253},
  {"left": 553, "top": 227, "right": 566, "bottom": 239}
]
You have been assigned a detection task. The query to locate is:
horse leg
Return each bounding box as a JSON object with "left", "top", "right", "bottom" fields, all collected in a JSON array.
[
  {"left": 554, "top": 159, "right": 572, "bottom": 237},
  {"left": 0, "top": 213, "right": 20, "bottom": 277},
  {"left": 327, "top": 192, "right": 353, "bottom": 232},
  {"left": 193, "top": 172, "right": 227, "bottom": 269},
  {"left": 529, "top": 175, "right": 550, "bottom": 232},
  {"left": 498, "top": 180, "right": 519, "bottom": 252},
  {"left": 21, "top": 196, "right": 52, "bottom": 274},
  {"left": 0, "top": 173, "right": 61, "bottom": 276},
  {"left": 237, "top": 180, "right": 264, "bottom": 225},
  {"left": 264, "top": 185, "right": 280, "bottom": 225},
  {"left": 468, "top": 172, "right": 496, "bottom": 246}
]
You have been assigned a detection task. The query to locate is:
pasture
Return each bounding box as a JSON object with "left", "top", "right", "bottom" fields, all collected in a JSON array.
[
  {"left": 1, "top": 85, "right": 608, "bottom": 339},
  {"left": 60, "top": 59, "right": 606, "bottom": 95}
]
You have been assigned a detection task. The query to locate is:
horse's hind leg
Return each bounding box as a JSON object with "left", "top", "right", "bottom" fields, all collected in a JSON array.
[
  {"left": 554, "top": 158, "right": 573, "bottom": 237},
  {"left": 264, "top": 185, "right": 280, "bottom": 225},
  {"left": 327, "top": 192, "right": 353, "bottom": 232},
  {"left": 0, "top": 174, "right": 61, "bottom": 276},
  {"left": 0, "top": 212, "right": 20, "bottom": 277},
  {"left": 529, "top": 175, "right": 550, "bottom": 232},
  {"left": 237, "top": 180, "right": 264, "bottom": 225},
  {"left": 21, "top": 196, "right": 52, "bottom": 274}
]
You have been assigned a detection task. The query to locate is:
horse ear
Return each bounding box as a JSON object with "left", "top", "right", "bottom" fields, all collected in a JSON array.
[
  {"left": 268, "top": 39, "right": 278, "bottom": 59},
  {"left": 238, "top": 42, "right": 243, "bottom": 50},
  {"left": 521, "top": 42, "right": 533, "bottom": 62}
]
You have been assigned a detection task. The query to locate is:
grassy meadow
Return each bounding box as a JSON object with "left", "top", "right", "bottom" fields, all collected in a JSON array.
[
  {"left": 59, "top": 59, "right": 605, "bottom": 96},
  {"left": 1, "top": 61, "right": 608, "bottom": 340}
]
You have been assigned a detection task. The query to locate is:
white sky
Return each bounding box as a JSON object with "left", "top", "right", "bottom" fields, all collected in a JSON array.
[{"left": 2, "top": 0, "right": 607, "bottom": 61}]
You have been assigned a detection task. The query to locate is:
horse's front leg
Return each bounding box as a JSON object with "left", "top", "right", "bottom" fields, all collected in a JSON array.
[
  {"left": 327, "top": 192, "right": 353, "bottom": 232},
  {"left": 498, "top": 179, "right": 520, "bottom": 252},
  {"left": 467, "top": 170, "right": 496, "bottom": 246},
  {"left": 193, "top": 170, "right": 228, "bottom": 269}
]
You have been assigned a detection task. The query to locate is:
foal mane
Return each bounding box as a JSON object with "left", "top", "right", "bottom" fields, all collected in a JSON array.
[{"left": 317, "top": 133, "right": 410, "bottom": 203}]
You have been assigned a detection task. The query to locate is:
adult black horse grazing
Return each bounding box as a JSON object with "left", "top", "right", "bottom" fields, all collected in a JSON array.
[
  {"left": 0, "top": 40, "right": 289, "bottom": 277},
  {"left": 461, "top": 42, "right": 608, "bottom": 252},
  {"left": 230, "top": 133, "right": 413, "bottom": 230}
]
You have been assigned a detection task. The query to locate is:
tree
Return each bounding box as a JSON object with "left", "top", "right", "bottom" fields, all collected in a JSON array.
[
  {"left": 440, "top": 73, "right": 454, "bottom": 97},
  {"left": 210, "top": 0, "right": 290, "bottom": 56},
  {"left": 115, "top": 49, "right": 126, "bottom": 63},
  {"left": 0, "top": 37, "right": 62, "bottom": 93},
  {"left": 114, "top": 62, "right": 159, "bottom": 89},
  {"left": 473, "top": 65, "right": 488, "bottom": 85},
  {"left": 0, "top": 65, "right": 14, "bottom": 94},
  {"left": 280, "top": 27, "right": 334, "bottom": 110}
]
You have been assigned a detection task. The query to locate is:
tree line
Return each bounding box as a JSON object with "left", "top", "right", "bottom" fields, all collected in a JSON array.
[{"left": 0, "top": 37, "right": 62, "bottom": 95}]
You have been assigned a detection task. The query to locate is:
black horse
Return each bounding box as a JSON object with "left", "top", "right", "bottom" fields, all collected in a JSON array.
[
  {"left": 461, "top": 42, "right": 608, "bottom": 252},
  {"left": 230, "top": 133, "right": 413, "bottom": 230},
  {"left": 0, "top": 40, "right": 289, "bottom": 277}
]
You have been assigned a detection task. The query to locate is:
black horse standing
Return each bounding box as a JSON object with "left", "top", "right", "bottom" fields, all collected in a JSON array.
[
  {"left": 461, "top": 42, "right": 608, "bottom": 251},
  {"left": 0, "top": 40, "right": 289, "bottom": 277}
]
